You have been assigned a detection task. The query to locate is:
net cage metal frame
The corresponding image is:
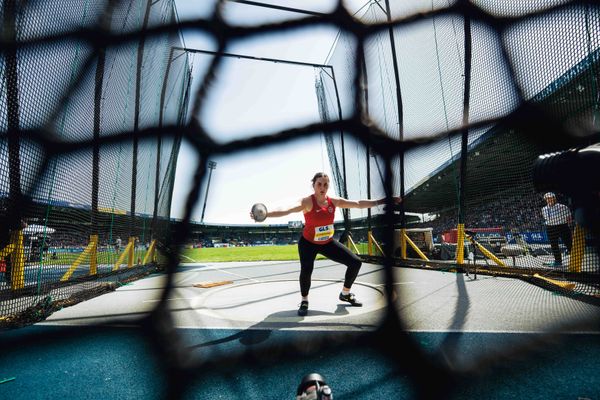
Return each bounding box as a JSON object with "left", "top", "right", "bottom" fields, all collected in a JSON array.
[{"left": 0, "top": 0, "right": 599, "bottom": 399}]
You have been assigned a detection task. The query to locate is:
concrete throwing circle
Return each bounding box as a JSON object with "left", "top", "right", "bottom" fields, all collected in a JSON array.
[{"left": 190, "top": 279, "right": 386, "bottom": 323}]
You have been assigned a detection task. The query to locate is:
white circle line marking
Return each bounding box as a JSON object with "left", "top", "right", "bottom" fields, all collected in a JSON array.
[{"left": 204, "top": 266, "right": 262, "bottom": 283}]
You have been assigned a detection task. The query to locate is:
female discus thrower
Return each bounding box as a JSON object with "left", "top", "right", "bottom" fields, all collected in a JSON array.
[{"left": 250, "top": 172, "right": 402, "bottom": 316}]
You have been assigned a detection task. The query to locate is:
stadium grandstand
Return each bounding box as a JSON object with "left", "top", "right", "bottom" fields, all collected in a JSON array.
[
  {"left": 178, "top": 211, "right": 420, "bottom": 248},
  {"left": 403, "top": 46, "right": 600, "bottom": 215},
  {"left": 398, "top": 46, "right": 600, "bottom": 252}
]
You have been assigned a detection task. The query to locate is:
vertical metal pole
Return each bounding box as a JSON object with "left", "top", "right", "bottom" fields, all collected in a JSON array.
[
  {"left": 165, "top": 63, "right": 192, "bottom": 222},
  {"left": 384, "top": 0, "right": 404, "bottom": 204},
  {"left": 361, "top": 51, "right": 373, "bottom": 255},
  {"left": 155, "top": 48, "right": 176, "bottom": 237},
  {"left": 92, "top": 48, "right": 106, "bottom": 236},
  {"left": 200, "top": 161, "right": 217, "bottom": 223},
  {"left": 384, "top": 0, "right": 406, "bottom": 258},
  {"left": 457, "top": 9, "right": 473, "bottom": 265},
  {"left": 329, "top": 67, "right": 350, "bottom": 230},
  {"left": 131, "top": 0, "right": 153, "bottom": 238},
  {"left": 4, "top": 0, "right": 23, "bottom": 228},
  {"left": 3, "top": 0, "right": 25, "bottom": 289},
  {"left": 91, "top": 0, "right": 115, "bottom": 239},
  {"left": 90, "top": 38, "right": 108, "bottom": 276},
  {"left": 361, "top": 51, "right": 372, "bottom": 227}
]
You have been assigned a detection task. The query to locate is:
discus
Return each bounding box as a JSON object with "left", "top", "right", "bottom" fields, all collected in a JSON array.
[{"left": 251, "top": 203, "right": 267, "bottom": 222}]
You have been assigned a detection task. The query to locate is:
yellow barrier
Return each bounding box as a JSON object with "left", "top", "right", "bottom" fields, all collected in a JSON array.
[
  {"left": 368, "top": 232, "right": 385, "bottom": 257},
  {"left": 467, "top": 234, "right": 506, "bottom": 267},
  {"left": 404, "top": 233, "right": 430, "bottom": 261},
  {"left": 568, "top": 224, "right": 585, "bottom": 273},
  {"left": 397, "top": 228, "right": 405, "bottom": 259},
  {"left": 142, "top": 239, "right": 157, "bottom": 264},
  {"left": 0, "top": 231, "right": 25, "bottom": 289},
  {"left": 346, "top": 235, "right": 360, "bottom": 254},
  {"left": 89, "top": 235, "right": 98, "bottom": 276},
  {"left": 61, "top": 237, "right": 97, "bottom": 282},
  {"left": 113, "top": 238, "right": 135, "bottom": 271},
  {"left": 533, "top": 273, "right": 576, "bottom": 291},
  {"left": 12, "top": 231, "right": 25, "bottom": 289},
  {"left": 0, "top": 243, "right": 15, "bottom": 258},
  {"left": 127, "top": 237, "right": 135, "bottom": 267},
  {"left": 456, "top": 223, "right": 465, "bottom": 265},
  {"left": 4, "top": 231, "right": 25, "bottom": 290}
]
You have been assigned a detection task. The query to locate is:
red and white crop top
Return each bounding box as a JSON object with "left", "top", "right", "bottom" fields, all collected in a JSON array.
[{"left": 302, "top": 195, "right": 335, "bottom": 244}]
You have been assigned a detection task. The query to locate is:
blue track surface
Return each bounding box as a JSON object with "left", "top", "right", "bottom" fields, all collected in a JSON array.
[
  {"left": 1, "top": 325, "right": 599, "bottom": 399},
  {"left": 2, "top": 261, "right": 599, "bottom": 399}
]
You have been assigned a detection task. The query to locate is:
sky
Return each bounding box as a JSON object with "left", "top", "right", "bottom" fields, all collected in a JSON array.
[
  {"left": 171, "top": 0, "right": 372, "bottom": 225},
  {"left": 168, "top": 0, "right": 598, "bottom": 227}
]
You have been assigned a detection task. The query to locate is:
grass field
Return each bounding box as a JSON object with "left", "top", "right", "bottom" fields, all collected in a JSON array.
[
  {"left": 31, "top": 244, "right": 374, "bottom": 265},
  {"left": 181, "top": 245, "right": 302, "bottom": 262},
  {"left": 32, "top": 247, "right": 296, "bottom": 265},
  {"left": 180, "top": 243, "right": 375, "bottom": 262}
]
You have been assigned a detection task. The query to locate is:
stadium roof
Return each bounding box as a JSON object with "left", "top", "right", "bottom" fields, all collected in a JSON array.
[{"left": 403, "top": 48, "right": 600, "bottom": 214}]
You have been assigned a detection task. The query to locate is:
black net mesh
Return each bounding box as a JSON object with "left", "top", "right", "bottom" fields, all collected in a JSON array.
[
  {"left": 317, "top": 0, "right": 600, "bottom": 297},
  {"left": 0, "top": 0, "right": 188, "bottom": 324},
  {"left": 1, "top": 0, "right": 599, "bottom": 399}
]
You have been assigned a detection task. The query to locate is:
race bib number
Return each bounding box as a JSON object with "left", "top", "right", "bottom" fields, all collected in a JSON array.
[{"left": 314, "top": 224, "right": 334, "bottom": 242}]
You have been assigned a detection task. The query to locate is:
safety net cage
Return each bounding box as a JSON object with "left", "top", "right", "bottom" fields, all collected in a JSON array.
[
  {"left": 0, "top": 0, "right": 599, "bottom": 399},
  {"left": 318, "top": 0, "right": 600, "bottom": 299},
  {"left": 0, "top": 0, "right": 189, "bottom": 325}
]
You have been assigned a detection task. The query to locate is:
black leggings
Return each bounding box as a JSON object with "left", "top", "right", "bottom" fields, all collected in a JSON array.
[{"left": 297, "top": 236, "right": 362, "bottom": 297}]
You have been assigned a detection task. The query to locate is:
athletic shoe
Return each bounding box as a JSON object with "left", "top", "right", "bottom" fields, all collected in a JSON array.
[
  {"left": 339, "top": 292, "right": 362, "bottom": 307},
  {"left": 297, "top": 300, "right": 308, "bottom": 316}
]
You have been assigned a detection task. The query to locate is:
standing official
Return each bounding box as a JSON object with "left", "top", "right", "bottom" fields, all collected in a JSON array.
[{"left": 541, "top": 192, "right": 572, "bottom": 267}]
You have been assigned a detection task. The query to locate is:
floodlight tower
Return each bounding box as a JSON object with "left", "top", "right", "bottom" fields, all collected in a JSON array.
[{"left": 200, "top": 161, "right": 217, "bottom": 223}]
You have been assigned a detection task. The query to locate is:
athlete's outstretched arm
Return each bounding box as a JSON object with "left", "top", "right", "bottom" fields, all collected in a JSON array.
[
  {"left": 331, "top": 196, "right": 402, "bottom": 209},
  {"left": 250, "top": 197, "right": 311, "bottom": 221}
]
